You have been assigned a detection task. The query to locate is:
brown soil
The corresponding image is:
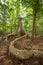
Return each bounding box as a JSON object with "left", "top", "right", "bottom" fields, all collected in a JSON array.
[
  {"left": 0, "top": 35, "right": 43, "bottom": 65},
  {"left": 14, "top": 36, "right": 43, "bottom": 51}
]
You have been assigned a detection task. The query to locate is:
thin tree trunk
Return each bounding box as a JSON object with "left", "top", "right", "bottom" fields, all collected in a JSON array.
[
  {"left": 2, "top": 21, "right": 6, "bottom": 35},
  {"left": 10, "top": 26, "right": 12, "bottom": 33},
  {"left": 10, "top": 21, "right": 12, "bottom": 33},
  {"left": 32, "top": 9, "right": 36, "bottom": 40},
  {"left": 32, "top": 0, "right": 39, "bottom": 41}
]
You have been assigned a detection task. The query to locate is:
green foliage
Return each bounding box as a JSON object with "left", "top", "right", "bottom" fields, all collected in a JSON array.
[{"left": 0, "top": 0, "right": 43, "bottom": 35}]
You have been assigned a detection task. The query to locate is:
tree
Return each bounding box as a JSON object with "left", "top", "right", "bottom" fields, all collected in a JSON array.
[
  {"left": 32, "top": 0, "right": 39, "bottom": 40},
  {"left": 22, "top": 0, "right": 43, "bottom": 40},
  {"left": 14, "top": 0, "right": 25, "bottom": 36}
]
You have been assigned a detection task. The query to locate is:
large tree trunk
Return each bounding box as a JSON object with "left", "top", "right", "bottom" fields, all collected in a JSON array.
[
  {"left": 18, "top": 17, "right": 25, "bottom": 36},
  {"left": 15, "top": 0, "right": 26, "bottom": 36}
]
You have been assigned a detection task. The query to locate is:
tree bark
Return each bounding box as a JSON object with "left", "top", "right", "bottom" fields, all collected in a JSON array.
[
  {"left": 9, "top": 46, "right": 43, "bottom": 60},
  {"left": 18, "top": 17, "right": 25, "bottom": 36},
  {"left": 32, "top": 9, "right": 36, "bottom": 40},
  {"left": 32, "top": 0, "right": 39, "bottom": 41},
  {"left": 2, "top": 21, "right": 6, "bottom": 34}
]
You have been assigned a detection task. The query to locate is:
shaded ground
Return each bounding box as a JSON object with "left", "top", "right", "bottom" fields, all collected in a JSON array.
[
  {"left": 0, "top": 35, "right": 43, "bottom": 65},
  {"left": 14, "top": 36, "right": 43, "bottom": 51}
]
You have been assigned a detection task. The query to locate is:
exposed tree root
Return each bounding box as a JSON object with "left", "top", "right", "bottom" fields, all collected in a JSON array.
[
  {"left": 9, "top": 35, "right": 43, "bottom": 60},
  {"left": 9, "top": 35, "right": 27, "bottom": 46},
  {"left": 9, "top": 46, "right": 43, "bottom": 60},
  {"left": 0, "top": 32, "right": 19, "bottom": 41}
]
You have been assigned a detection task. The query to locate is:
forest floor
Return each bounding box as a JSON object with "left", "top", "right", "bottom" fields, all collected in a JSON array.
[{"left": 0, "top": 35, "right": 43, "bottom": 65}]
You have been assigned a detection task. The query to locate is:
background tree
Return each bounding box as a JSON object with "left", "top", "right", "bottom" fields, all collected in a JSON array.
[{"left": 22, "top": 0, "right": 43, "bottom": 40}]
